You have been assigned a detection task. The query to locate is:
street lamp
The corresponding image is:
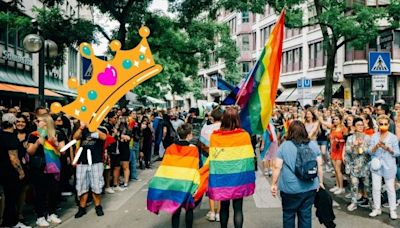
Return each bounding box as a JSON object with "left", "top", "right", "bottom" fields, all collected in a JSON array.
[{"left": 23, "top": 31, "right": 58, "bottom": 107}]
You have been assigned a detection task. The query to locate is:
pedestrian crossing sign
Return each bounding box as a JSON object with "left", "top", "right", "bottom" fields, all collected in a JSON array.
[{"left": 369, "top": 52, "right": 391, "bottom": 75}]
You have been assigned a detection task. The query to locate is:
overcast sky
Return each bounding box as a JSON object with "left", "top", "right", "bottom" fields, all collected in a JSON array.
[{"left": 92, "top": 0, "right": 169, "bottom": 55}]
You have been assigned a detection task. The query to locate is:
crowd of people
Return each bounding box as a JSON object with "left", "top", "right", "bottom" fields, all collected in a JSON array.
[
  {"left": 267, "top": 98, "right": 400, "bottom": 226},
  {"left": 1, "top": 97, "right": 400, "bottom": 228},
  {"left": 0, "top": 105, "right": 196, "bottom": 228}
]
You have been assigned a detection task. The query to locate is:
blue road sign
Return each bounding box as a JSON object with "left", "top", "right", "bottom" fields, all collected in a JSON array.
[
  {"left": 369, "top": 52, "right": 391, "bottom": 75},
  {"left": 81, "top": 56, "right": 107, "bottom": 80},
  {"left": 297, "top": 78, "right": 312, "bottom": 89}
]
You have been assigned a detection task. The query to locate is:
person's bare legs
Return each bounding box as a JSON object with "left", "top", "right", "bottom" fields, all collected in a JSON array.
[
  {"left": 121, "top": 161, "right": 130, "bottom": 185},
  {"left": 113, "top": 166, "right": 121, "bottom": 187}
]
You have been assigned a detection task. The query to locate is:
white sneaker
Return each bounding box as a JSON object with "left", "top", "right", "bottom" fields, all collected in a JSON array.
[
  {"left": 61, "top": 192, "right": 73, "bottom": 196},
  {"left": 334, "top": 188, "right": 345, "bottom": 195},
  {"left": 113, "top": 186, "right": 126, "bottom": 192},
  {"left": 345, "top": 193, "right": 352, "bottom": 199},
  {"left": 329, "top": 186, "right": 339, "bottom": 192},
  {"left": 215, "top": 213, "right": 220, "bottom": 222},
  {"left": 105, "top": 187, "right": 115, "bottom": 194},
  {"left": 206, "top": 211, "right": 215, "bottom": 221},
  {"left": 36, "top": 217, "right": 50, "bottom": 227},
  {"left": 347, "top": 203, "right": 357, "bottom": 212},
  {"left": 369, "top": 209, "right": 382, "bottom": 217},
  {"left": 13, "top": 222, "right": 31, "bottom": 228},
  {"left": 47, "top": 213, "right": 62, "bottom": 224},
  {"left": 390, "top": 210, "right": 398, "bottom": 220}
]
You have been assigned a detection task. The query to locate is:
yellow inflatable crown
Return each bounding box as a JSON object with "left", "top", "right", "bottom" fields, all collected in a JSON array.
[{"left": 51, "top": 26, "right": 162, "bottom": 132}]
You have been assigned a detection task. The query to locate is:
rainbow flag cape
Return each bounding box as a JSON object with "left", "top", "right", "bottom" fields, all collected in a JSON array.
[
  {"left": 208, "top": 129, "right": 255, "bottom": 201},
  {"left": 147, "top": 143, "right": 207, "bottom": 214},
  {"left": 238, "top": 10, "right": 285, "bottom": 134},
  {"left": 32, "top": 132, "right": 61, "bottom": 180}
]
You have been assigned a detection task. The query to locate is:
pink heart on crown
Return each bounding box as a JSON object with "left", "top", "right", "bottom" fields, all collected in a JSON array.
[{"left": 97, "top": 66, "right": 117, "bottom": 86}]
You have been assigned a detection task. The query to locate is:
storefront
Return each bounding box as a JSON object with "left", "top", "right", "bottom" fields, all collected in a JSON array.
[{"left": 347, "top": 74, "right": 397, "bottom": 106}]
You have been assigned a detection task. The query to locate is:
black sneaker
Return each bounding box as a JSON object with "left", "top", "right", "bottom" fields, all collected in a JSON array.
[
  {"left": 95, "top": 205, "right": 104, "bottom": 216},
  {"left": 356, "top": 197, "right": 367, "bottom": 205},
  {"left": 359, "top": 199, "right": 370, "bottom": 208},
  {"left": 75, "top": 207, "right": 86, "bottom": 218}
]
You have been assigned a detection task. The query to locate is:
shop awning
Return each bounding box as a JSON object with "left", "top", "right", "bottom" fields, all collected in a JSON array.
[
  {"left": 145, "top": 95, "right": 166, "bottom": 104},
  {"left": 165, "top": 93, "right": 184, "bottom": 101},
  {"left": 54, "top": 90, "right": 77, "bottom": 97},
  {"left": 0, "top": 83, "right": 64, "bottom": 98},
  {"left": 276, "top": 87, "right": 296, "bottom": 102},
  {"left": 286, "top": 84, "right": 342, "bottom": 102}
]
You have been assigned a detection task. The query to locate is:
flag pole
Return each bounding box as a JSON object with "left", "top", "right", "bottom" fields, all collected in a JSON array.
[{"left": 235, "top": 60, "right": 258, "bottom": 106}]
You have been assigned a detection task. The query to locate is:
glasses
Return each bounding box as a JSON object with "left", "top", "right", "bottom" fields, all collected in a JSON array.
[{"left": 379, "top": 123, "right": 389, "bottom": 126}]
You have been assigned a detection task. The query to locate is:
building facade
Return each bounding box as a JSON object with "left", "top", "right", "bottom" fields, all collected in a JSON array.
[
  {"left": 0, "top": 0, "right": 94, "bottom": 110},
  {"left": 198, "top": 1, "right": 400, "bottom": 107}
]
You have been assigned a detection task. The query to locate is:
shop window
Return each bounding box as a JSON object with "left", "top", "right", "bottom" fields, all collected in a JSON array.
[
  {"left": 8, "top": 30, "right": 16, "bottom": 46},
  {"left": 0, "top": 26, "right": 6, "bottom": 43}
]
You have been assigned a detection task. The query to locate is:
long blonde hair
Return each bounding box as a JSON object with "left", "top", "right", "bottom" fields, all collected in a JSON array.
[{"left": 37, "top": 114, "right": 56, "bottom": 139}]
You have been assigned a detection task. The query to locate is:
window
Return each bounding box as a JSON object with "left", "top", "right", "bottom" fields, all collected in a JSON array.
[
  {"left": 68, "top": 48, "right": 78, "bottom": 77},
  {"left": 309, "top": 41, "right": 327, "bottom": 68},
  {"left": 252, "top": 31, "right": 257, "bottom": 50},
  {"left": 394, "top": 31, "right": 400, "bottom": 59},
  {"left": 242, "top": 35, "right": 249, "bottom": 51},
  {"left": 281, "top": 47, "right": 303, "bottom": 73},
  {"left": 242, "top": 62, "right": 250, "bottom": 77},
  {"left": 260, "top": 24, "right": 274, "bottom": 48},
  {"left": 228, "top": 17, "right": 237, "bottom": 35},
  {"left": 308, "top": 5, "right": 319, "bottom": 30},
  {"left": 0, "top": 26, "right": 7, "bottom": 43},
  {"left": 242, "top": 12, "right": 249, "bottom": 23}
]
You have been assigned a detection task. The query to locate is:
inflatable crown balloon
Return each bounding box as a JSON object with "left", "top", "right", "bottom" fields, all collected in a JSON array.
[{"left": 51, "top": 26, "right": 162, "bottom": 132}]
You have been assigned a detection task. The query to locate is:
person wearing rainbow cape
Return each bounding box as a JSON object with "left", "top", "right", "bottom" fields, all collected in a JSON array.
[
  {"left": 147, "top": 123, "right": 208, "bottom": 228},
  {"left": 208, "top": 106, "right": 256, "bottom": 228}
]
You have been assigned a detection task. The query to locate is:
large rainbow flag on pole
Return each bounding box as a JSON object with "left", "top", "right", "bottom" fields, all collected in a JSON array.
[{"left": 237, "top": 10, "right": 285, "bottom": 134}]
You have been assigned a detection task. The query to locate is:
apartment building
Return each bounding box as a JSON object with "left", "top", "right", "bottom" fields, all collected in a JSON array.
[
  {"left": 0, "top": 0, "right": 94, "bottom": 109},
  {"left": 198, "top": 1, "right": 400, "bottom": 106}
]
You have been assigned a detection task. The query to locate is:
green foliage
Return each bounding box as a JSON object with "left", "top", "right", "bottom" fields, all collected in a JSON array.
[
  {"left": 0, "top": 11, "right": 31, "bottom": 32},
  {"left": 33, "top": 7, "right": 97, "bottom": 69}
]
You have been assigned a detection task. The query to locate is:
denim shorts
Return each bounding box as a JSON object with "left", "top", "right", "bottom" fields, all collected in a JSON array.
[{"left": 317, "top": 141, "right": 328, "bottom": 146}]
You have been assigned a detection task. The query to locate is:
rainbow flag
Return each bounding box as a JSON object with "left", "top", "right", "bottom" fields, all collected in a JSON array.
[
  {"left": 238, "top": 10, "right": 285, "bottom": 134},
  {"left": 32, "top": 132, "right": 61, "bottom": 180},
  {"left": 147, "top": 144, "right": 205, "bottom": 214},
  {"left": 208, "top": 129, "right": 255, "bottom": 201}
]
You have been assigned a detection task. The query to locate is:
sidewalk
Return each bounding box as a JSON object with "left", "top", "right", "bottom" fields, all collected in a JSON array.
[{"left": 24, "top": 159, "right": 159, "bottom": 228}]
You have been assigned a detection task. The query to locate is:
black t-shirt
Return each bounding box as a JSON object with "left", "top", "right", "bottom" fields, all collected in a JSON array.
[
  {"left": 104, "top": 123, "right": 117, "bottom": 154},
  {"left": 78, "top": 128, "right": 104, "bottom": 164},
  {"left": 28, "top": 130, "right": 66, "bottom": 159},
  {"left": 0, "top": 130, "right": 19, "bottom": 179}
]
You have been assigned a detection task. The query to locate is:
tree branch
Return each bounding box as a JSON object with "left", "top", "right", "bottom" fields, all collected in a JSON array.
[
  {"left": 336, "top": 36, "right": 358, "bottom": 49},
  {"left": 95, "top": 24, "right": 112, "bottom": 41}
]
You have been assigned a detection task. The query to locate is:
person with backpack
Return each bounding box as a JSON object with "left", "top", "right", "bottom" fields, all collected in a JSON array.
[{"left": 271, "top": 120, "right": 324, "bottom": 228}]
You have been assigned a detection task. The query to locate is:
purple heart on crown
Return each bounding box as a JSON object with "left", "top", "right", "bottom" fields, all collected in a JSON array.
[{"left": 97, "top": 65, "right": 117, "bottom": 86}]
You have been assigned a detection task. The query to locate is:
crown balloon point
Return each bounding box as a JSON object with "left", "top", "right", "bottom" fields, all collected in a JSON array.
[
  {"left": 68, "top": 77, "right": 78, "bottom": 89},
  {"left": 50, "top": 102, "right": 62, "bottom": 114},
  {"left": 139, "top": 26, "right": 150, "bottom": 38},
  {"left": 109, "top": 40, "right": 121, "bottom": 52}
]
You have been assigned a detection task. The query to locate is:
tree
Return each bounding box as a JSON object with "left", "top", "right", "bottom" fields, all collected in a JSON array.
[
  {"left": 0, "top": 6, "right": 97, "bottom": 70},
  {"left": 263, "top": 0, "right": 399, "bottom": 106}
]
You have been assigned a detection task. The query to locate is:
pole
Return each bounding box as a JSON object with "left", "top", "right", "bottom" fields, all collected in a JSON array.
[{"left": 39, "top": 40, "right": 45, "bottom": 107}]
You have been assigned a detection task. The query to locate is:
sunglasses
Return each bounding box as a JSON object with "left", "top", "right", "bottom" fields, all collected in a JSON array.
[{"left": 379, "top": 123, "right": 388, "bottom": 126}]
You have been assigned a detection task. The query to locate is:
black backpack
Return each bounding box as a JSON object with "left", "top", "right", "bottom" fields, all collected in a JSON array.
[{"left": 291, "top": 142, "right": 318, "bottom": 181}]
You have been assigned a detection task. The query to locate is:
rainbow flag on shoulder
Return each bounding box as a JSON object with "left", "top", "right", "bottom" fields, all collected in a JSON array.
[
  {"left": 208, "top": 129, "right": 255, "bottom": 201},
  {"left": 238, "top": 10, "right": 285, "bottom": 134},
  {"left": 32, "top": 131, "right": 61, "bottom": 180},
  {"left": 147, "top": 143, "right": 206, "bottom": 214}
]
